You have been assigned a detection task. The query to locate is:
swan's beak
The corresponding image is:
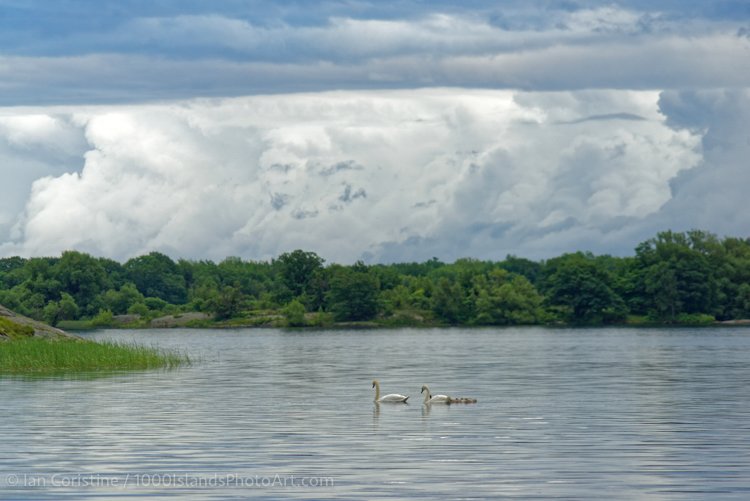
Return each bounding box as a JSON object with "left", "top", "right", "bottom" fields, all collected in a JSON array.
[
  {"left": 372, "top": 382, "right": 375, "bottom": 388},
  {"left": 420, "top": 387, "right": 425, "bottom": 394}
]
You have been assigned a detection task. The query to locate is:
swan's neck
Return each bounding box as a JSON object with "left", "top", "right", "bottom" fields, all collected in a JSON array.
[
  {"left": 373, "top": 382, "right": 380, "bottom": 401},
  {"left": 423, "top": 387, "right": 431, "bottom": 404}
]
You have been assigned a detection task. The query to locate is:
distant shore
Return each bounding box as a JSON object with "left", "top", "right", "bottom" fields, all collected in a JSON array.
[{"left": 54, "top": 310, "right": 750, "bottom": 331}]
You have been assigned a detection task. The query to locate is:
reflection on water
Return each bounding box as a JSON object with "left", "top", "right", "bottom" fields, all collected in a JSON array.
[{"left": 2, "top": 327, "right": 750, "bottom": 499}]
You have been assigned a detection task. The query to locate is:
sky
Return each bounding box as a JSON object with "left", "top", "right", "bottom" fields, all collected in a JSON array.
[{"left": 0, "top": 1, "right": 749, "bottom": 263}]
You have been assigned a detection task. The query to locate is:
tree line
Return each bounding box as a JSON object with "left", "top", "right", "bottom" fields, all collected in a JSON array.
[{"left": 0, "top": 229, "right": 748, "bottom": 327}]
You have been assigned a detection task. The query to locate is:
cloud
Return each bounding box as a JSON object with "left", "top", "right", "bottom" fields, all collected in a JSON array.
[
  {"left": 0, "top": 112, "right": 88, "bottom": 239},
  {"left": 0, "top": 5, "right": 748, "bottom": 104},
  {"left": 0, "top": 3, "right": 746, "bottom": 264},
  {"left": 0, "top": 89, "right": 711, "bottom": 263},
  {"left": 650, "top": 89, "right": 750, "bottom": 237}
]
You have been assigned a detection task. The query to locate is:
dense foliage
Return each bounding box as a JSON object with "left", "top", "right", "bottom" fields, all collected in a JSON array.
[{"left": 0, "top": 230, "right": 748, "bottom": 327}]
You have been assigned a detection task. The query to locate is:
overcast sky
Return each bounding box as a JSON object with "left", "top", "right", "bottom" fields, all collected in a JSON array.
[{"left": 1, "top": 0, "right": 749, "bottom": 263}]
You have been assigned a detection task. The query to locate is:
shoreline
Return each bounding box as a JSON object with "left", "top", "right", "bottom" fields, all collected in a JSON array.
[{"left": 57, "top": 312, "right": 750, "bottom": 332}]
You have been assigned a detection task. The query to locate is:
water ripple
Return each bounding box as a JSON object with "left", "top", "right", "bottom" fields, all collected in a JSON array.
[{"left": 1, "top": 327, "right": 750, "bottom": 499}]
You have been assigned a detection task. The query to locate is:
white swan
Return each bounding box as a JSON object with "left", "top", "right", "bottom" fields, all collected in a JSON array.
[
  {"left": 372, "top": 380, "right": 409, "bottom": 403},
  {"left": 421, "top": 385, "right": 450, "bottom": 404}
]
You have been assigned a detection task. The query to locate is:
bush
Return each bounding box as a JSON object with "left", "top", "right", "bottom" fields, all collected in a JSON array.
[
  {"left": 282, "top": 299, "right": 306, "bottom": 327},
  {"left": 127, "top": 302, "right": 149, "bottom": 317},
  {"left": 308, "top": 310, "right": 334, "bottom": 327},
  {"left": 143, "top": 297, "right": 168, "bottom": 311},
  {"left": 675, "top": 313, "right": 715, "bottom": 325},
  {"left": 91, "top": 309, "right": 115, "bottom": 327}
]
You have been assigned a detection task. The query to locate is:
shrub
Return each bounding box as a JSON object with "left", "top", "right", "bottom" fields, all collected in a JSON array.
[
  {"left": 282, "top": 299, "right": 307, "bottom": 327},
  {"left": 675, "top": 313, "right": 715, "bottom": 325},
  {"left": 91, "top": 309, "right": 115, "bottom": 327}
]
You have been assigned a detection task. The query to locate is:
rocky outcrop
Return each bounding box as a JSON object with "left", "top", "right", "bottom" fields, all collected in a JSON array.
[
  {"left": 718, "top": 319, "right": 750, "bottom": 325},
  {"left": 149, "top": 312, "right": 211, "bottom": 328},
  {"left": 0, "top": 304, "right": 81, "bottom": 340}
]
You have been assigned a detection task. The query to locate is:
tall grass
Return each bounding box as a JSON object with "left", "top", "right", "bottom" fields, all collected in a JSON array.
[{"left": 0, "top": 338, "right": 189, "bottom": 374}]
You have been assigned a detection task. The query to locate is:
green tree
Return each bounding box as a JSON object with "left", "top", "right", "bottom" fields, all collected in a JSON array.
[
  {"left": 216, "top": 256, "right": 268, "bottom": 296},
  {"left": 634, "top": 231, "right": 719, "bottom": 320},
  {"left": 473, "top": 272, "right": 545, "bottom": 325},
  {"left": 0, "top": 287, "right": 23, "bottom": 311},
  {"left": 209, "top": 285, "right": 244, "bottom": 320},
  {"left": 304, "top": 268, "right": 329, "bottom": 311},
  {"left": 0, "top": 256, "right": 28, "bottom": 289},
  {"left": 43, "top": 292, "right": 79, "bottom": 326},
  {"left": 500, "top": 255, "right": 543, "bottom": 285},
  {"left": 102, "top": 283, "right": 146, "bottom": 315},
  {"left": 543, "top": 252, "right": 627, "bottom": 324},
  {"left": 432, "top": 277, "right": 468, "bottom": 324},
  {"left": 644, "top": 260, "right": 680, "bottom": 320},
  {"left": 722, "top": 237, "right": 750, "bottom": 318},
  {"left": 124, "top": 252, "right": 188, "bottom": 304},
  {"left": 52, "top": 251, "right": 108, "bottom": 315},
  {"left": 326, "top": 264, "right": 379, "bottom": 321},
  {"left": 381, "top": 284, "right": 412, "bottom": 311},
  {"left": 276, "top": 250, "right": 325, "bottom": 298}
]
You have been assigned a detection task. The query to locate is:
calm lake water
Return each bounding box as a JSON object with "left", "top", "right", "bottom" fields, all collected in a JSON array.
[{"left": 2, "top": 327, "right": 750, "bottom": 499}]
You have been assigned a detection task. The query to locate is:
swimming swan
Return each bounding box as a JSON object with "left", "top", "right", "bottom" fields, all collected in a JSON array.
[
  {"left": 421, "top": 385, "right": 478, "bottom": 405},
  {"left": 372, "top": 380, "right": 409, "bottom": 403},
  {"left": 421, "top": 385, "right": 450, "bottom": 404}
]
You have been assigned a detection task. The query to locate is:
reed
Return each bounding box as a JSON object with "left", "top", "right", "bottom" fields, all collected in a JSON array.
[{"left": 0, "top": 338, "right": 189, "bottom": 373}]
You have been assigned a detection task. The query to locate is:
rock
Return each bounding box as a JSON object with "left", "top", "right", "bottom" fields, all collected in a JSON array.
[
  {"left": 149, "top": 312, "right": 211, "bottom": 328},
  {"left": 113, "top": 314, "right": 141, "bottom": 325},
  {"left": 0, "top": 304, "right": 81, "bottom": 340}
]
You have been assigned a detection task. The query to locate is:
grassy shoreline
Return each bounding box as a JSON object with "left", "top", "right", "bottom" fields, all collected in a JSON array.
[
  {"left": 0, "top": 337, "right": 189, "bottom": 374},
  {"left": 1, "top": 309, "right": 190, "bottom": 374}
]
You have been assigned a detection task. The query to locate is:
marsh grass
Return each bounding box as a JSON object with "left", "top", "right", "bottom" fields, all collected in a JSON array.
[{"left": 0, "top": 338, "right": 189, "bottom": 374}]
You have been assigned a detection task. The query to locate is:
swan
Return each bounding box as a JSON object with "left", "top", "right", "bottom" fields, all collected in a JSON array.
[
  {"left": 421, "top": 385, "right": 478, "bottom": 404},
  {"left": 421, "top": 385, "right": 450, "bottom": 404},
  {"left": 372, "top": 380, "right": 409, "bottom": 403}
]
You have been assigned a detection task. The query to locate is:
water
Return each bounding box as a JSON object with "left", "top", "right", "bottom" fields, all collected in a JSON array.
[{"left": 2, "top": 327, "right": 750, "bottom": 499}]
